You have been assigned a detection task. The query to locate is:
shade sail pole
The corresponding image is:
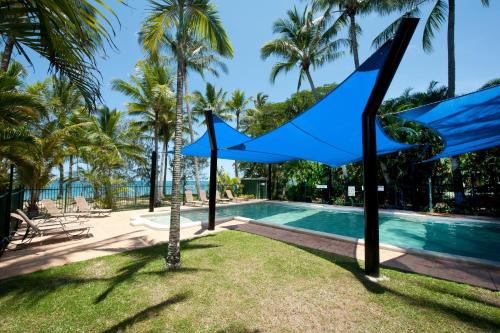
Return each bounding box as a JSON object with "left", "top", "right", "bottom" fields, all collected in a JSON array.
[
  {"left": 362, "top": 17, "right": 419, "bottom": 277},
  {"left": 205, "top": 109, "right": 217, "bottom": 230},
  {"left": 267, "top": 164, "right": 272, "bottom": 200}
]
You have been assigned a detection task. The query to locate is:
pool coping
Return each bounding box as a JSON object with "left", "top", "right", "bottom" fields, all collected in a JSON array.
[{"left": 130, "top": 200, "right": 500, "bottom": 269}]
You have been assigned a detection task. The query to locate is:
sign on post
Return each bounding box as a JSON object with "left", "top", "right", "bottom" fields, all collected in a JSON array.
[
  {"left": 348, "top": 186, "right": 356, "bottom": 197},
  {"left": 316, "top": 184, "right": 327, "bottom": 189}
]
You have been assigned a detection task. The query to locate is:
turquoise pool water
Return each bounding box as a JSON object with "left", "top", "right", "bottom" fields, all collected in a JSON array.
[{"left": 148, "top": 202, "right": 500, "bottom": 262}]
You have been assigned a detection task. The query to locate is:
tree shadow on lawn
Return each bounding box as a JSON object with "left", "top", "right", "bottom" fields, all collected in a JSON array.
[
  {"left": 0, "top": 237, "right": 220, "bottom": 306},
  {"left": 101, "top": 292, "right": 190, "bottom": 333},
  {"left": 294, "top": 245, "right": 500, "bottom": 331}
]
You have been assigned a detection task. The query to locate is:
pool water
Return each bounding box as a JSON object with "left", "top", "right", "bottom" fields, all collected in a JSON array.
[{"left": 148, "top": 202, "right": 500, "bottom": 262}]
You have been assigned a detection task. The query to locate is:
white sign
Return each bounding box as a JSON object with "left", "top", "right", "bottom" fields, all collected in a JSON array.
[
  {"left": 316, "top": 184, "right": 328, "bottom": 189},
  {"left": 378, "top": 186, "right": 385, "bottom": 192},
  {"left": 348, "top": 186, "right": 356, "bottom": 197}
]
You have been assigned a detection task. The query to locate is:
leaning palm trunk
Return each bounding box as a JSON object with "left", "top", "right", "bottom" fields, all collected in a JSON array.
[
  {"left": 166, "top": 59, "right": 184, "bottom": 269},
  {"left": 184, "top": 76, "right": 202, "bottom": 196},
  {"left": 162, "top": 139, "right": 169, "bottom": 196},
  {"left": 1, "top": 36, "right": 15, "bottom": 72},
  {"left": 446, "top": 0, "right": 464, "bottom": 208}
]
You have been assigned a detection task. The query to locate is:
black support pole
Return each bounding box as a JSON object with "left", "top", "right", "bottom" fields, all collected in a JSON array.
[
  {"left": 149, "top": 151, "right": 157, "bottom": 212},
  {"left": 205, "top": 109, "right": 217, "bottom": 231},
  {"left": 362, "top": 17, "right": 418, "bottom": 277},
  {"left": 267, "top": 164, "right": 272, "bottom": 200},
  {"left": 2, "top": 164, "right": 14, "bottom": 239},
  {"left": 327, "top": 166, "right": 333, "bottom": 204}
]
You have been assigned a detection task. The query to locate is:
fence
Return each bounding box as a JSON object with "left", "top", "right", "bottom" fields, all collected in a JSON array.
[
  {"left": 278, "top": 181, "right": 500, "bottom": 216},
  {"left": 0, "top": 188, "right": 25, "bottom": 255}
]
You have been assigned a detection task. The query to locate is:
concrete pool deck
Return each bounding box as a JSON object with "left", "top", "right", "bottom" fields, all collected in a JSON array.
[{"left": 0, "top": 203, "right": 499, "bottom": 291}]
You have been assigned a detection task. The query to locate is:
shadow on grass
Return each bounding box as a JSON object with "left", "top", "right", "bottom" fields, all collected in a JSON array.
[
  {"left": 0, "top": 237, "right": 219, "bottom": 306},
  {"left": 101, "top": 292, "right": 189, "bottom": 333},
  {"left": 293, "top": 245, "right": 500, "bottom": 330}
]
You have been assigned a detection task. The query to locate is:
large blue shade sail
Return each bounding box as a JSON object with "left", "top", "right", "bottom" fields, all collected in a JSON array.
[
  {"left": 181, "top": 115, "right": 295, "bottom": 163},
  {"left": 228, "top": 41, "right": 412, "bottom": 167},
  {"left": 400, "top": 85, "right": 500, "bottom": 161}
]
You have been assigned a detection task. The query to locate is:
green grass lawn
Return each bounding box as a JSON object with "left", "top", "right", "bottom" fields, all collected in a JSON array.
[{"left": 0, "top": 231, "right": 499, "bottom": 332}]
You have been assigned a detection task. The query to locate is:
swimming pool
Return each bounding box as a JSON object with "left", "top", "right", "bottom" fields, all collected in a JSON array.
[{"left": 143, "top": 202, "right": 500, "bottom": 263}]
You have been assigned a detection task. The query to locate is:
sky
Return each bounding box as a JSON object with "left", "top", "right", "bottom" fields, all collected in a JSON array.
[{"left": 18, "top": 0, "right": 500, "bottom": 179}]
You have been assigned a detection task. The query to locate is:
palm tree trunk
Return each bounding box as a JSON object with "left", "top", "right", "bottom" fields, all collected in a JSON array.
[
  {"left": 58, "top": 163, "right": 64, "bottom": 199},
  {"left": 184, "top": 75, "right": 202, "bottom": 196},
  {"left": 159, "top": 139, "right": 165, "bottom": 199},
  {"left": 1, "top": 36, "right": 15, "bottom": 72},
  {"left": 166, "top": 58, "right": 184, "bottom": 270},
  {"left": 67, "top": 156, "right": 73, "bottom": 211},
  {"left": 349, "top": 13, "right": 360, "bottom": 69},
  {"left": 163, "top": 138, "right": 169, "bottom": 196},
  {"left": 154, "top": 110, "right": 160, "bottom": 205},
  {"left": 234, "top": 111, "right": 240, "bottom": 178},
  {"left": 304, "top": 68, "right": 319, "bottom": 100},
  {"left": 447, "top": 0, "right": 464, "bottom": 208},
  {"left": 341, "top": 165, "right": 348, "bottom": 203}
]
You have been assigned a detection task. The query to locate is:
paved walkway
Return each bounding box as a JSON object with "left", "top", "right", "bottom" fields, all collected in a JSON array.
[{"left": 1, "top": 207, "right": 499, "bottom": 291}]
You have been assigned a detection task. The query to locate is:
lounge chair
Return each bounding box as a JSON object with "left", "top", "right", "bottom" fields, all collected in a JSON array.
[
  {"left": 41, "top": 199, "right": 88, "bottom": 223},
  {"left": 199, "top": 190, "right": 209, "bottom": 205},
  {"left": 216, "top": 191, "right": 230, "bottom": 204},
  {"left": 185, "top": 190, "right": 203, "bottom": 206},
  {"left": 225, "top": 190, "right": 246, "bottom": 202},
  {"left": 74, "top": 197, "right": 112, "bottom": 217},
  {"left": 12, "top": 210, "right": 91, "bottom": 244}
]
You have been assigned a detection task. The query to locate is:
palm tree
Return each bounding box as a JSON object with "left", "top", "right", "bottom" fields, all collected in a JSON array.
[
  {"left": 226, "top": 89, "right": 250, "bottom": 177},
  {"left": 139, "top": 0, "right": 233, "bottom": 269},
  {"left": 0, "top": 0, "right": 120, "bottom": 106},
  {"left": 183, "top": 38, "right": 228, "bottom": 196},
  {"left": 380, "top": 0, "right": 491, "bottom": 208},
  {"left": 0, "top": 61, "right": 42, "bottom": 128},
  {"left": 112, "top": 60, "right": 175, "bottom": 203},
  {"left": 315, "top": 0, "right": 399, "bottom": 69},
  {"left": 261, "top": 5, "right": 346, "bottom": 100},
  {"left": 192, "top": 83, "right": 231, "bottom": 122}
]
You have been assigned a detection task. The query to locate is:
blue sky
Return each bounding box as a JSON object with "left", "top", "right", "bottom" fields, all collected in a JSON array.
[{"left": 18, "top": 0, "right": 500, "bottom": 178}]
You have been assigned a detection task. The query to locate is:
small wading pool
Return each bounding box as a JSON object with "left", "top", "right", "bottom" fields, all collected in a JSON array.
[{"left": 135, "top": 202, "right": 500, "bottom": 263}]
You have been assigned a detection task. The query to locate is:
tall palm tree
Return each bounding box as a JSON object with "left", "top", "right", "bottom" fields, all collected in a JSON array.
[
  {"left": 261, "top": 5, "right": 346, "bottom": 100},
  {"left": 112, "top": 60, "right": 175, "bottom": 203},
  {"left": 139, "top": 0, "right": 233, "bottom": 269},
  {"left": 226, "top": 89, "right": 250, "bottom": 177},
  {"left": 183, "top": 38, "right": 228, "bottom": 196},
  {"left": 0, "top": 0, "right": 121, "bottom": 106},
  {"left": 377, "top": 0, "right": 491, "bottom": 207},
  {"left": 192, "top": 83, "right": 231, "bottom": 122},
  {"left": 315, "top": 0, "right": 399, "bottom": 69}
]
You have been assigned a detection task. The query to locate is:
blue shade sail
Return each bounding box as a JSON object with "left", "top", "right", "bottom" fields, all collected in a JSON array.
[
  {"left": 228, "top": 41, "right": 412, "bottom": 167},
  {"left": 181, "top": 115, "right": 296, "bottom": 163},
  {"left": 399, "top": 85, "right": 500, "bottom": 161}
]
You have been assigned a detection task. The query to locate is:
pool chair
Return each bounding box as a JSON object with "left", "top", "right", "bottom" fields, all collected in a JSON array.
[
  {"left": 225, "top": 190, "right": 245, "bottom": 202},
  {"left": 216, "top": 191, "right": 230, "bottom": 204},
  {"left": 199, "top": 191, "right": 209, "bottom": 205},
  {"left": 41, "top": 199, "right": 88, "bottom": 224},
  {"left": 11, "top": 210, "right": 91, "bottom": 244},
  {"left": 185, "top": 190, "right": 203, "bottom": 206},
  {"left": 74, "top": 197, "right": 112, "bottom": 217}
]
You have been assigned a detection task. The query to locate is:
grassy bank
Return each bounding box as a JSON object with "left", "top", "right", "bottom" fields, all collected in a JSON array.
[{"left": 0, "top": 231, "right": 498, "bottom": 332}]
